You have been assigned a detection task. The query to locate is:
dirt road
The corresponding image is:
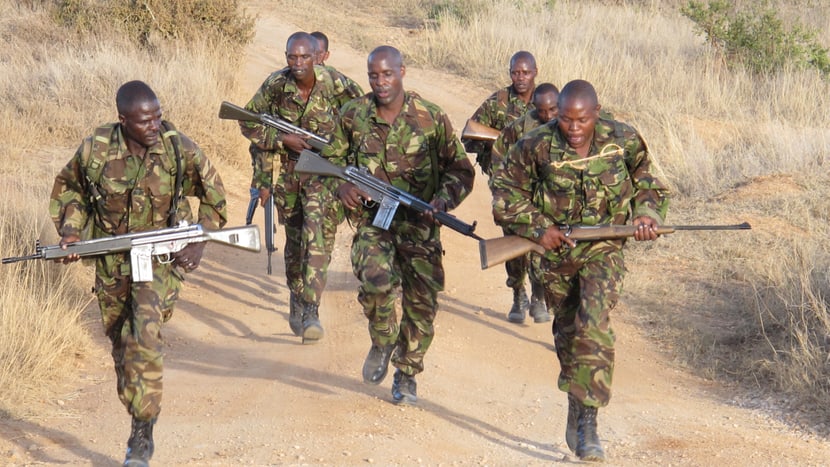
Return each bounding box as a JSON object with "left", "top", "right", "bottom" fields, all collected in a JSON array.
[{"left": 2, "top": 8, "right": 829, "bottom": 467}]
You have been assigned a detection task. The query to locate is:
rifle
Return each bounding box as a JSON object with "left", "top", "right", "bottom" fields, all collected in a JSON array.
[
  {"left": 2, "top": 223, "right": 262, "bottom": 282},
  {"left": 245, "top": 187, "right": 258, "bottom": 226},
  {"left": 264, "top": 190, "right": 277, "bottom": 275},
  {"left": 461, "top": 119, "right": 501, "bottom": 142},
  {"left": 295, "top": 150, "right": 482, "bottom": 240},
  {"left": 218, "top": 101, "right": 329, "bottom": 151},
  {"left": 479, "top": 222, "right": 751, "bottom": 270}
]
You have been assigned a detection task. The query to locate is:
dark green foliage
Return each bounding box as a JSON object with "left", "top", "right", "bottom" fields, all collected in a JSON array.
[{"left": 682, "top": 1, "right": 830, "bottom": 75}]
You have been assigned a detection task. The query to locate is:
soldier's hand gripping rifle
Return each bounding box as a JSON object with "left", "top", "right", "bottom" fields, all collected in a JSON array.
[
  {"left": 295, "top": 150, "right": 482, "bottom": 240},
  {"left": 479, "top": 222, "right": 752, "bottom": 270},
  {"left": 2, "top": 223, "right": 262, "bottom": 282},
  {"left": 218, "top": 101, "right": 329, "bottom": 151}
]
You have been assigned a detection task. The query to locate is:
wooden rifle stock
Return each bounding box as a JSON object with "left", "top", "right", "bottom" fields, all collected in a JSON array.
[
  {"left": 461, "top": 119, "right": 501, "bottom": 142},
  {"left": 479, "top": 222, "right": 751, "bottom": 270}
]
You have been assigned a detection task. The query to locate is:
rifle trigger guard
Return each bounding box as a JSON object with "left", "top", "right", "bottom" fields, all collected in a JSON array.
[
  {"left": 360, "top": 196, "right": 376, "bottom": 209},
  {"left": 563, "top": 225, "right": 573, "bottom": 237},
  {"left": 157, "top": 253, "right": 174, "bottom": 264}
]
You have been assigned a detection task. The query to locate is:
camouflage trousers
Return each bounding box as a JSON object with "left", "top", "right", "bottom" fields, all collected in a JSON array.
[
  {"left": 94, "top": 253, "right": 182, "bottom": 421},
  {"left": 274, "top": 166, "right": 342, "bottom": 305},
  {"left": 351, "top": 220, "right": 444, "bottom": 375},
  {"left": 541, "top": 242, "right": 624, "bottom": 408}
]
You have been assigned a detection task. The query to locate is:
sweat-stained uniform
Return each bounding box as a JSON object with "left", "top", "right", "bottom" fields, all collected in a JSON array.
[
  {"left": 491, "top": 117, "right": 669, "bottom": 407},
  {"left": 50, "top": 122, "right": 227, "bottom": 421},
  {"left": 461, "top": 85, "right": 534, "bottom": 176},
  {"left": 489, "top": 109, "right": 549, "bottom": 295},
  {"left": 240, "top": 64, "right": 357, "bottom": 307},
  {"left": 323, "top": 91, "right": 475, "bottom": 375}
]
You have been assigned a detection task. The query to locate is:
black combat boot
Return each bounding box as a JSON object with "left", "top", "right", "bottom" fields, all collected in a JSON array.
[
  {"left": 301, "top": 302, "right": 324, "bottom": 344},
  {"left": 506, "top": 286, "right": 529, "bottom": 323},
  {"left": 391, "top": 369, "right": 417, "bottom": 405},
  {"left": 362, "top": 343, "right": 395, "bottom": 384},
  {"left": 528, "top": 281, "right": 551, "bottom": 323},
  {"left": 288, "top": 292, "right": 303, "bottom": 336},
  {"left": 566, "top": 393, "right": 582, "bottom": 453},
  {"left": 576, "top": 406, "right": 605, "bottom": 462},
  {"left": 123, "top": 417, "right": 155, "bottom": 467}
]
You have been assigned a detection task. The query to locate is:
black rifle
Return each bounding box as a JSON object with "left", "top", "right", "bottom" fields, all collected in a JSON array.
[
  {"left": 218, "top": 101, "right": 329, "bottom": 151},
  {"left": 245, "top": 187, "right": 258, "bottom": 226},
  {"left": 295, "top": 150, "right": 482, "bottom": 240},
  {"left": 264, "top": 191, "right": 277, "bottom": 275}
]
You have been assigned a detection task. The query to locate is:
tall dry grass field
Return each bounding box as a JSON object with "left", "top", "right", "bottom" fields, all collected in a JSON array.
[{"left": 0, "top": 0, "right": 253, "bottom": 417}]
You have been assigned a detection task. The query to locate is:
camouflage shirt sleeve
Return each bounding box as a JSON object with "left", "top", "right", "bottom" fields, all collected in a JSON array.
[
  {"left": 178, "top": 133, "right": 228, "bottom": 230},
  {"left": 462, "top": 90, "right": 501, "bottom": 155},
  {"left": 50, "top": 141, "right": 92, "bottom": 238},
  {"left": 490, "top": 127, "right": 555, "bottom": 240},
  {"left": 431, "top": 106, "right": 475, "bottom": 211},
  {"left": 622, "top": 128, "right": 670, "bottom": 222}
]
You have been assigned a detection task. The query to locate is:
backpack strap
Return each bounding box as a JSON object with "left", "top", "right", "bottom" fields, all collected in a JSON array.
[{"left": 160, "top": 120, "right": 184, "bottom": 227}]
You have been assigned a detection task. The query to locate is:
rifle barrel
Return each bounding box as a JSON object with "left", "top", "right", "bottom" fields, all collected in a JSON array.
[{"left": 671, "top": 222, "right": 751, "bottom": 231}]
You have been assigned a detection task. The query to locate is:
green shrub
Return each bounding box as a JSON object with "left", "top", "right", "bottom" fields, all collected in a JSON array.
[{"left": 682, "top": 0, "right": 830, "bottom": 75}]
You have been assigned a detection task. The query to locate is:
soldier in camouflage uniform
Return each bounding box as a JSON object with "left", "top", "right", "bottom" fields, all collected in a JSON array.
[
  {"left": 490, "top": 82, "right": 559, "bottom": 325},
  {"left": 310, "top": 31, "right": 365, "bottom": 99},
  {"left": 240, "top": 32, "right": 357, "bottom": 344},
  {"left": 461, "top": 51, "right": 538, "bottom": 322},
  {"left": 50, "top": 81, "right": 227, "bottom": 467},
  {"left": 323, "top": 46, "right": 474, "bottom": 405},
  {"left": 491, "top": 80, "right": 669, "bottom": 462}
]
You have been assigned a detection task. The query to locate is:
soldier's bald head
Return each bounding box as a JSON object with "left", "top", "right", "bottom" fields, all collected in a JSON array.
[
  {"left": 116, "top": 81, "right": 158, "bottom": 114},
  {"left": 559, "top": 79, "right": 599, "bottom": 109},
  {"left": 310, "top": 31, "right": 329, "bottom": 52},
  {"left": 509, "top": 51, "right": 536, "bottom": 70},
  {"left": 368, "top": 45, "right": 403, "bottom": 68},
  {"left": 286, "top": 31, "right": 315, "bottom": 51}
]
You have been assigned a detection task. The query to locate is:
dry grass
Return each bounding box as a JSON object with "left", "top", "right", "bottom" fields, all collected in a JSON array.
[
  {"left": 3, "top": 0, "right": 830, "bottom": 430},
  {"left": 0, "top": 178, "right": 94, "bottom": 415}
]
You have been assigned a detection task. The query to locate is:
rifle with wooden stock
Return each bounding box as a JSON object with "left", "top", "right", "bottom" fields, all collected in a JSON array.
[
  {"left": 461, "top": 119, "right": 501, "bottom": 142},
  {"left": 479, "top": 222, "right": 752, "bottom": 270}
]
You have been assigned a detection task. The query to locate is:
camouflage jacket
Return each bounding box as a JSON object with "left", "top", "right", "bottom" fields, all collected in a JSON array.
[
  {"left": 324, "top": 91, "right": 475, "bottom": 224},
  {"left": 490, "top": 109, "right": 546, "bottom": 181},
  {"left": 241, "top": 65, "right": 356, "bottom": 188},
  {"left": 325, "top": 65, "right": 364, "bottom": 101},
  {"left": 461, "top": 85, "right": 534, "bottom": 164},
  {"left": 491, "top": 118, "right": 669, "bottom": 254},
  {"left": 50, "top": 122, "right": 227, "bottom": 238}
]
